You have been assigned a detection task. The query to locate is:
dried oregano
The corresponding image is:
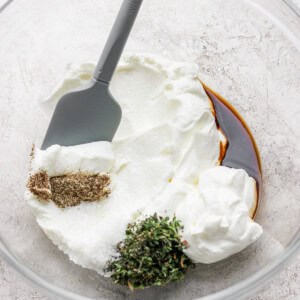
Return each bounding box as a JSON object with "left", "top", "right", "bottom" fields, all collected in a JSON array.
[{"left": 107, "top": 214, "right": 194, "bottom": 290}]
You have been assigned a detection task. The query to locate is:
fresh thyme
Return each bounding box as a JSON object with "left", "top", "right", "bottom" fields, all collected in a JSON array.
[{"left": 107, "top": 214, "right": 194, "bottom": 290}]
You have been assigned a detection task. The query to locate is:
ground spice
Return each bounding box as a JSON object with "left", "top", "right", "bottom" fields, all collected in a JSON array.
[
  {"left": 50, "top": 173, "right": 111, "bottom": 208},
  {"left": 27, "top": 171, "right": 111, "bottom": 208},
  {"left": 28, "top": 143, "right": 35, "bottom": 173},
  {"left": 27, "top": 171, "right": 52, "bottom": 201}
]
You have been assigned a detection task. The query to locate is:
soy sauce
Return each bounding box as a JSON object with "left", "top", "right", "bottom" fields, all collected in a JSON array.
[{"left": 202, "top": 83, "right": 262, "bottom": 219}]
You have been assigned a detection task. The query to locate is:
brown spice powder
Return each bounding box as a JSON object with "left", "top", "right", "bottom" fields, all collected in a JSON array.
[
  {"left": 27, "top": 171, "right": 111, "bottom": 208},
  {"left": 50, "top": 173, "right": 111, "bottom": 208},
  {"left": 27, "top": 171, "right": 52, "bottom": 201},
  {"left": 28, "top": 143, "right": 36, "bottom": 174}
]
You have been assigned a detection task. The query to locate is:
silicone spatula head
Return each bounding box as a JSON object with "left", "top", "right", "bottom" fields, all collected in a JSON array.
[{"left": 41, "top": 80, "right": 122, "bottom": 149}]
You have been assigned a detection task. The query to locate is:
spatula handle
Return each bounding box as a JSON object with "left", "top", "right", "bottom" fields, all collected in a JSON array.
[{"left": 93, "top": 0, "right": 143, "bottom": 84}]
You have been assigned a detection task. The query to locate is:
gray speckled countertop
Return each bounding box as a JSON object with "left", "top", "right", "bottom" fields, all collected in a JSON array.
[{"left": 0, "top": 0, "right": 299, "bottom": 299}]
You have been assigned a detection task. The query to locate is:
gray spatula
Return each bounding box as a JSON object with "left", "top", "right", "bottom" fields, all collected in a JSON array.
[{"left": 41, "top": 0, "right": 143, "bottom": 150}]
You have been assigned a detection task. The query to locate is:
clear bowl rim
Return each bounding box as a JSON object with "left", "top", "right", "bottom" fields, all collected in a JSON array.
[
  {"left": 0, "top": 0, "right": 299, "bottom": 299},
  {"left": 0, "top": 230, "right": 299, "bottom": 300}
]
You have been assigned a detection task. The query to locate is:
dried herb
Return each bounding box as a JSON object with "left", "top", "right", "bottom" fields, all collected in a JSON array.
[
  {"left": 107, "top": 214, "right": 194, "bottom": 290},
  {"left": 27, "top": 171, "right": 111, "bottom": 208}
]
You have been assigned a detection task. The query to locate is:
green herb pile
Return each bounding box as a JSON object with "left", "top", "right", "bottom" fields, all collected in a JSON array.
[{"left": 107, "top": 214, "right": 194, "bottom": 290}]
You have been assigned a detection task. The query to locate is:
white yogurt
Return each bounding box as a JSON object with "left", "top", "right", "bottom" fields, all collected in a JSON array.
[{"left": 26, "top": 53, "right": 262, "bottom": 274}]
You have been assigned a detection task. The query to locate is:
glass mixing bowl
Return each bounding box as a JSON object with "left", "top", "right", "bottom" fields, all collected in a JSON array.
[{"left": 0, "top": 0, "right": 299, "bottom": 299}]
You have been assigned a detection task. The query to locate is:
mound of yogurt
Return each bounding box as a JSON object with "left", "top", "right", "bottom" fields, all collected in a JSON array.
[{"left": 26, "top": 53, "right": 262, "bottom": 274}]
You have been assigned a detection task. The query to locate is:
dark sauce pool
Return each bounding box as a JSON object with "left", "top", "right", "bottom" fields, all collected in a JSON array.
[{"left": 202, "top": 83, "right": 262, "bottom": 219}]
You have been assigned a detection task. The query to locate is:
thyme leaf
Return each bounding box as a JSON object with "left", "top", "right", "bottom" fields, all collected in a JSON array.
[{"left": 107, "top": 214, "right": 194, "bottom": 290}]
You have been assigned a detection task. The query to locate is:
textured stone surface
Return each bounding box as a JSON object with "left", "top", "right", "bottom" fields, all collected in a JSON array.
[{"left": 0, "top": 0, "right": 299, "bottom": 299}]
